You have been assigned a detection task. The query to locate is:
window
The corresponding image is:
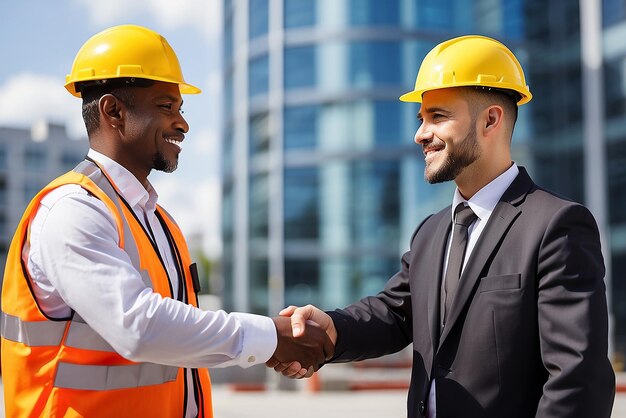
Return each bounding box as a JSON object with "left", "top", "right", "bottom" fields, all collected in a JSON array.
[
  {"left": 224, "top": 72, "right": 234, "bottom": 119},
  {"left": 25, "top": 147, "right": 47, "bottom": 172},
  {"left": 0, "top": 146, "right": 6, "bottom": 170},
  {"left": 0, "top": 175, "right": 6, "bottom": 206},
  {"left": 24, "top": 178, "right": 45, "bottom": 202},
  {"left": 285, "top": 0, "right": 316, "bottom": 28},
  {"left": 0, "top": 210, "right": 5, "bottom": 237},
  {"left": 374, "top": 101, "right": 404, "bottom": 147},
  {"left": 284, "top": 46, "right": 316, "bottom": 89},
  {"left": 249, "top": 113, "right": 270, "bottom": 157},
  {"left": 284, "top": 105, "right": 318, "bottom": 150},
  {"left": 249, "top": 173, "right": 269, "bottom": 238},
  {"left": 284, "top": 259, "right": 319, "bottom": 306},
  {"left": 415, "top": 0, "right": 455, "bottom": 31},
  {"left": 249, "top": 55, "right": 269, "bottom": 98},
  {"left": 284, "top": 167, "right": 319, "bottom": 239},
  {"left": 249, "top": 0, "right": 268, "bottom": 39},
  {"left": 61, "top": 152, "right": 83, "bottom": 171},
  {"left": 350, "top": 160, "right": 400, "bottom": 246},
  {"left": 604, "top": 0, "right": 626, "bottom": 27},
  {"left": 350, "top": 0, "right": 400, "bottom": 26},
  {"left": 350, "top": 42, "right": 402, "bottom": 87},
  {"left": 249, "top": 258, "right": 268, "bottom": 314},
  {"left": 224, "top": 15, "right": 234, "bottom": 66}
]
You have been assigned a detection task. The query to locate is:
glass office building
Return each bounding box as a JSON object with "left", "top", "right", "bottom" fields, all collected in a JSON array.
[
  {"left": 221, "top": 0, "right": 531, "bottom": 318},
  {"left": 603, "top": 0, "right": 626, "bottom": 358},
  {"left": 222, "top": 0, "right": 626, "bottom": 363}
]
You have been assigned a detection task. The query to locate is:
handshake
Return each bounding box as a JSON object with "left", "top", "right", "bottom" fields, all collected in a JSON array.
[{"left": 267, "top": 305, "right": 337, "bottom": 379}]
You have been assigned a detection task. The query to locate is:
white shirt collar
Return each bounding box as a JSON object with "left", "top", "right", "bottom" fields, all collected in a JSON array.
[
  {"left": 87, "top": 149, "right": 159, "bottom": 212},
  {"left": 451, "top": 163, "right": 519, "bottom": 222}
]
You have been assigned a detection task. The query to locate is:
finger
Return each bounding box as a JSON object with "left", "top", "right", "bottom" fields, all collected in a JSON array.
[
  {"left": 304, "top": 366, "right": 315, "bottom": 378},
  {"left": 291, "top": 309, "right": 313, "bottom": 338},
  {"left": 279, "top": 306, "right": 298, "bottom": 316},
  {"left": 294, "top": 366, "right": 310, "bottom": 379},
  {"left": 273, "top": 362, "right": 291, "bottom": 373},
  {"left": 291, "top": 305, "right": 334, "bottom": 340},
  {"left": 266, "top": 357, "right": 279, "bottom": 369},
  {"left": 282, "top": 363, "right": 305, "bottom": 378}
]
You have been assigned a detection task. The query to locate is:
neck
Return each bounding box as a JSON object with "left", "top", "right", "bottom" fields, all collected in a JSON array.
[
  {"left": 456, "top": 160, "right": 513, "bottom": 200},
  {"left": 90, "top": 143, "right": 151, "bottom": 189}
]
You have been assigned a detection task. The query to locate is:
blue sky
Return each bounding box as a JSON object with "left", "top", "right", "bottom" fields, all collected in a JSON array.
[{"left": 0, "top": 1, "right": 224, "bottom": 256}]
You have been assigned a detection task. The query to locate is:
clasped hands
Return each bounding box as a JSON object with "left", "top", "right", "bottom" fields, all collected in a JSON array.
[{"left": 267, "top": 305, "right": 337, "bottom": 379}]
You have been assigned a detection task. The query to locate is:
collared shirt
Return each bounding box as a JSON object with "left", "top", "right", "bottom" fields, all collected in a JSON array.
[
  {"left": 26, "top": 149, "right": 277, "bottom": 417},
  {"left": 428, "top": 162, "right": 519, "bottom": 418}
]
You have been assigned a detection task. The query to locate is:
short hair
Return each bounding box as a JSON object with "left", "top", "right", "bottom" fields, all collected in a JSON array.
[
  {"left": 463, "top": 86, "right": 519, "bottom": 126},
  {"left": 78, "top": 78, "right": 154, "bottom": 135}
]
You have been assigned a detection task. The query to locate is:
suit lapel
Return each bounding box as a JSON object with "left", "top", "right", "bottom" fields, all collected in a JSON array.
[
  {"left": 438, "top": 167, "right": 533, "bottom": 347},
  {"left": 427, "top": 211, "right": 453, "bottom": 350}
]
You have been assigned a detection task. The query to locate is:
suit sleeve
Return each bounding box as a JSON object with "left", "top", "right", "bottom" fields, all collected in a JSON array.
[
  {"left": 535, "top": 204, "right": 615, "bottom": 417},
  {"left": 327, "top": 218, "right": 432, "bottom": 362}
]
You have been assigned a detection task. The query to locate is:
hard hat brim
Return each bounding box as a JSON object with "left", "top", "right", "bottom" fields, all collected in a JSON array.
[
  {"left": 398, "top": 86, "right": 532, "bottom": 105},
  {"left": 64, "top": 77, "right": 202, "bottom": 98}
]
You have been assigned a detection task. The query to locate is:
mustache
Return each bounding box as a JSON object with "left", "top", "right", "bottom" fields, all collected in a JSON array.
[{"left": 422, "top": 139, "right": 445, "bottom": 152}]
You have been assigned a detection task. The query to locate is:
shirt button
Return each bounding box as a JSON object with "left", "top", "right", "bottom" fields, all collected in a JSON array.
[
  {"left": 247, "top": 356, "right": 256, "bottom": 363},
  {"left": 418, "top": 401, "right": 426, "bottom": 415}
]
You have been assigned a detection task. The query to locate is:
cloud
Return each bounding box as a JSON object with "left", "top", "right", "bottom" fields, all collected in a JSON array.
[
  {"left": 0, "top": 73, "right": 86, "bottom": 139},
  {"left": 73, "top": 0, "right": 222, "bottom": 41}
]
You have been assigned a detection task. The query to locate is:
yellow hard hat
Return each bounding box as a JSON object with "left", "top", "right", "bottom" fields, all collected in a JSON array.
[
  {"left": 400, "top": 35, "right": 531, "bottom": 105},
  {"left": 65, "top": 24, "right": 201, "bottom": 98}
]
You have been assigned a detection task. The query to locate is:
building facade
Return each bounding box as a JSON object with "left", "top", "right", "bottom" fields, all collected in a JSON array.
[
  {"left": 0, "top": 122, "right": 88, "bottom": 272},
  {"left": 222, "top": 0, "right": 626, "bottom": 365},
  {"left": 221, "top": 0, "right": 532, "bottom": 318}
]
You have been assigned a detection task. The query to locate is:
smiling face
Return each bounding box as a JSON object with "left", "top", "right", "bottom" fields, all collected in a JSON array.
[
  {"left": 415, "top": 88, "right": 482, "bottom": 185},
  {"left": 119, "top": 81, "right": 189, "bottom": 178}
]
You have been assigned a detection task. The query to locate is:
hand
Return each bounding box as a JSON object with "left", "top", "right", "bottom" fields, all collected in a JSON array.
[
  {"left": 266, "top": 316, "right": 334, "bottom": 379},
  {"left": 265, "top": 305, "right": 337, "bottom": 378},
  {"left": 281, "top": 305, "right": 337, "bottom": 345}
]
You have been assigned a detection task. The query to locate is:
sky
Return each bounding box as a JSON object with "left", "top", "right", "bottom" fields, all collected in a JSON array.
[{"left": 0, "top": 0, "right": 224, "bottom": 257}]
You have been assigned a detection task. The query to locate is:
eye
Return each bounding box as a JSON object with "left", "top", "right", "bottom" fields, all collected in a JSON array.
[{"left": 159, "top": 103, "right": 184, "bottom": 115}]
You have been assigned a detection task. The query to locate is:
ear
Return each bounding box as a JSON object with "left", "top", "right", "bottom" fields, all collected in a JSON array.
[
  {"left": 482, "top": 105, "right": 504, "bottom": 137},
  {"left": 98, "top": 94, "right": 125, "bottom": 130}
]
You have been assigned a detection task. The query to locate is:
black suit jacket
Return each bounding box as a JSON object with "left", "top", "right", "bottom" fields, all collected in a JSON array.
[{"left": 328, "top": 167, "right": 615, "bottom": 417}]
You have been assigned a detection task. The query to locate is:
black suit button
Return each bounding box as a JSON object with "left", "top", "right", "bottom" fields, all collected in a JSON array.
[{"left": 418, "top": 401, "right": 426, "bottom": 415}]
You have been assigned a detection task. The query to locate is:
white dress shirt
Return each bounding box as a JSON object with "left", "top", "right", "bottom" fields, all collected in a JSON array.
[
  {"left": 25, "top": 149, "right": 277, "bottom": 417},
  {"left": 428, "top": 163, "right": 519, "bottom": 418}
]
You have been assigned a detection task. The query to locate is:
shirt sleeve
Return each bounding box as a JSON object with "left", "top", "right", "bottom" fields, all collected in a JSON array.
[{"left": 29, "top": 188, "right": 277, "bottom": 369}]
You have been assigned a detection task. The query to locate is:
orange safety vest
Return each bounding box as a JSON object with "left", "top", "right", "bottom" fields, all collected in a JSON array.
[{"left": 1, "top": 160, "right": 213, "bottom": 418}]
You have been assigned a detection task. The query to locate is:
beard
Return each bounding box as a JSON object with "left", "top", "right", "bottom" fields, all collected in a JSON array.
[
  {"left": 424, "top": 125, "right": 480, "bottom": 184},
  {"left": 153, "top": 151, "right": 178, "bottom": 173}
]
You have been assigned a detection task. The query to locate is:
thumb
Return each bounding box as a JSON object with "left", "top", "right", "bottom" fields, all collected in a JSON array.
[
  {"left": 291, "top": 311, "right": 307, "bottom": 338},
  {"left": 279, "top": 305, "right": 297, "bottom": 317}
]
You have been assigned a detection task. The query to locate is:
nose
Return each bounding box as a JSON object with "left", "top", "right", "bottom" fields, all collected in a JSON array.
[
  {"left": 414, "top": 123, "right": 433, "bottom": 145},
  {"left": 174, "top": 112, "right": 189, "bottom": 134}
]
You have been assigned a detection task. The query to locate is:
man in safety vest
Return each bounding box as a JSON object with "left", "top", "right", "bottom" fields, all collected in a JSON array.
[{"left": 1, "top": 25, "right": 332, "bottom": 418}]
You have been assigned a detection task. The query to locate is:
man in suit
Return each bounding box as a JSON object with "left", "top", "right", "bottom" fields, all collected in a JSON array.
[{"left": 267, "top": 35, "right": 615, "bottom": 417}]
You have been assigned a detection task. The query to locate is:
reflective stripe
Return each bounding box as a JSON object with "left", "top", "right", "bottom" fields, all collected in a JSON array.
[
  {"left": 1, "top": 311, "right": 116, "bottom": 352},
  {"left": 0, "top": 312, "right": 66, "bottom": 346},
  {"left": 54, "top": 361, "right": 179, "bottom": 390},
  {"left": 65, "top": 314, "right": 115, "bottom": 352}
]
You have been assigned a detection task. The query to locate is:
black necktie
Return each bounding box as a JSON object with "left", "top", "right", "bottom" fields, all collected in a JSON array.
[{"left": 442, "top": 204, "right": 477, "bottom": 329}]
